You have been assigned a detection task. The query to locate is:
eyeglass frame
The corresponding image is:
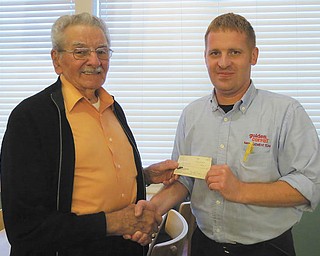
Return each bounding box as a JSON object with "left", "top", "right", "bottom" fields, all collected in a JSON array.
[{"left": 58, "top": 47, "right": 113, "bottom": 60}]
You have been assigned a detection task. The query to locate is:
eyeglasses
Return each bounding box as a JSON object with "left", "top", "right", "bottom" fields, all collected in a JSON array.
[{"left": 59, "top": 47, "right": 113, "bottom": 60}]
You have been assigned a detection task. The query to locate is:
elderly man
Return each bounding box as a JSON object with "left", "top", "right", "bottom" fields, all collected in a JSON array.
[{"left": 0, "top": 13, "right": 178, "bottom": 256}]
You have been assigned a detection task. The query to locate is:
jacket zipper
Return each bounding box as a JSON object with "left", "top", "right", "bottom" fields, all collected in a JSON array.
[{"left": 51, "top": 94, "right": 63, "bottom": 256}]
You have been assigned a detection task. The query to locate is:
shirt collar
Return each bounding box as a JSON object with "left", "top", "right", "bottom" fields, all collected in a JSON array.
[
  {"left": 239, "top": 81, "right": 256, "bottom": 114},
  {"left": 60, "top": 75, "right": 114, "bottom": 112},
  {"left": 210, "top": 81, "right": 257, "bottom": 114},
  {"left": 210, "top": 89, "right": 219, "bottom": 112}
]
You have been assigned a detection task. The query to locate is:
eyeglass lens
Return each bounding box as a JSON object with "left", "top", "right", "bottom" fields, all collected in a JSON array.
[{"left": 73, "top": 48, "right": 112, "bottom": 60}]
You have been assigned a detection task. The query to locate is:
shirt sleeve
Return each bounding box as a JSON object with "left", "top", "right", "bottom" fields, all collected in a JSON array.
[
  {"left": 278, "top": 101, "right": 320, "bottom": 211},
  {"left": 171, "top": 109, "right": 194, "bottom": 196}
]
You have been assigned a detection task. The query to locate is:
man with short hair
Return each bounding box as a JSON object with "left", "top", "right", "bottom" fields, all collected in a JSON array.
[
  {"left": 0, "top": 12, "right": 178, "bottom": 256},
  {"left": 133, "top": 13, "right": 320, "bottom": 256}
]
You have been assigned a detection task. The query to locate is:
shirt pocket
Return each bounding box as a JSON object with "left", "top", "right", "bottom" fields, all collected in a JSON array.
[{"left": 238, "top": 139, "right": 279, "bottom": 182}]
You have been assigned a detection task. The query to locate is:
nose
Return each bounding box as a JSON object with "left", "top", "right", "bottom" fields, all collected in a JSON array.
[
  {"left": 86, "top": 50, "right": 101, "bottom": 66},
  {"left": 218, "top": 54, "right": 231, "bottom": 69}
]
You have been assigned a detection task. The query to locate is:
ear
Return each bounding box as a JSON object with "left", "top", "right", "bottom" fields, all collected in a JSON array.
[
  {"left": 51, "top": 49, "right": 63, "bottom": 75},
  {"left": 204, "top": 49, "right": 208, "bottom": 66},
  {"left": 251, "top": 47, "right": 259, "bottom": 66}
]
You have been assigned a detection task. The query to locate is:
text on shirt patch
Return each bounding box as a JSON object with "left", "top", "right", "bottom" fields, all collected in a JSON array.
[{"left": 245, "top": 133, "right": 271, "bottom": 148}]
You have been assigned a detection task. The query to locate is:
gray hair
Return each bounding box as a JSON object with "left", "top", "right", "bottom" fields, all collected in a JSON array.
[
  {"left": 205, "top": 13, "right": 256, "bottom": 48},
  {"left": 51, "top": 12, "right": 110, "bottom": 50}
]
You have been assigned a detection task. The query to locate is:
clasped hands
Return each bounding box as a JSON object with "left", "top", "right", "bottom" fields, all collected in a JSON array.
[
  {"left": 120, "top": 164, "right": 243, "bottom": 246},
  {"left": 106, "top": 201, "right": 160, "bottom": 246},
  {"left": 122, "top": 200, "right": 160, "bottom": 246},
  {"left": 114, "top": 159, "right": 179, "bottom": 246}
]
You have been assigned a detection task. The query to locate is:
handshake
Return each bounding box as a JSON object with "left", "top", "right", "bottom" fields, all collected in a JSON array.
[
  {"left": 106, "top": 200, "right": 162, "bottom": 246},
  {"left": 106, "top": 159, "right": 180, "bottom": 246}
]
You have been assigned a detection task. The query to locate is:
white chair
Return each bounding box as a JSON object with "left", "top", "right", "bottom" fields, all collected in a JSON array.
[
  {"left": 148, "top": 209, "right": 188, "bottom": 256},
  {"left": 0, "top": 209, "right": 11, "bottom": 256},
  {"left": 178, "top": 202, "right": 197, "bottom": 256}
]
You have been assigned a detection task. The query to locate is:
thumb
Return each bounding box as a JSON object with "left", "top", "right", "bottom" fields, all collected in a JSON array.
[{"left": 135, "top": 200, "right": 149, "bottom": 217}]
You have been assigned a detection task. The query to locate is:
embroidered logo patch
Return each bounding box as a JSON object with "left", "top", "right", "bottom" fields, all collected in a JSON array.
[{"left": 245, "top": 133, "right": 271, "bottom": 148}]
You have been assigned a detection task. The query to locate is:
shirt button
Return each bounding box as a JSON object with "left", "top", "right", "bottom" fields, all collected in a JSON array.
[
  {"left": 109, "top": 138, "right": 113, "bottom": 142},
  {"left": 121, "top": 193, "right": 125, "bottom": 198},
  {"left": 223, "top": 117, "right": 228, "bottom": 122},
  {"left": 241, "top": 106, "right": 246, "bottom": 111},
  {"left": 216, "top": 228, "right": 220, "bottom": 233},
  {"left": 117, "top": 164, "right": 121, "bottom": 169},
  {"left": 216, "top": 200, "right": 221, "bottom": 205},
  {"left": 220, "top": 144, "right": 225, "bottom": 149}
]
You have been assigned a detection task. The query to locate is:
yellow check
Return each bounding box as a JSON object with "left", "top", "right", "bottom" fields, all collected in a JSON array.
[{"left": 174, "top": 155, "right": 212, "bottom": 179}]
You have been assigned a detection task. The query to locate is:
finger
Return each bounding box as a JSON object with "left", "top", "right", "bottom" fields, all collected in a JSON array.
[
  {"left": 131, "top": 231, "right": 143, "bottom": 242},
  {"left": 163, "top": 174, "right": 179, "bottom": 185},
  {"left": 162, "top": 179, "right": 171, "bottom": 186},
  {"left": 207, "top": 180, "right": 222, "bottom": 191},
  {"left": 205, "top": 169, "right": 214, "bottom": 180},
  {"left": 123, "top": 234, "right": 132, "bottom": 240},
  {"left": 140, "top": 210, "right": 162, "bottom": 233},
  {"left": 152, "top": 221, "right": 160, "bottom": 234},
  {"left": 207, "top": 182, "right": 216, "bottom": 190},
  {"left": 135, "top": 200, "right": 148, "bottom": 217},
  {"left": 138, "top": 233, "right": 153, "bottom": 246},
  {"left": 206, "top": 168, "right": 223, "bottom": 182},
  {"left": 163, "top": 159, "right": 179, "bottom": 170},
  {"left": 171, "top": 175, "right": 180, "bottom": 183},
  {"left": 173, "top": 174, "right": 180, "bottom": 180},
  {"left": 206, "top": 174, "right": 218, "bottom": 183}
]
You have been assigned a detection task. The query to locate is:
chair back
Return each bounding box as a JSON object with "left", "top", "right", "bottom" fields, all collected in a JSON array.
[
  {"left": 148, "top": 209, "right": 188, "bottom": 256},
  {"left": 178, "top": 202, "right": 197, "bottom": 256}
]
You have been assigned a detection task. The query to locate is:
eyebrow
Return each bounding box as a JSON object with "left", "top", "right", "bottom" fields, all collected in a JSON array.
[
  {"left": 71, "top": 42, "right": 109, "bottom": 48},
  {"left": 71, "top": 41, "right": 86, "bottom": 47},
  {"left": 208, "top": 47, "right": 243, "bottom": 52}
]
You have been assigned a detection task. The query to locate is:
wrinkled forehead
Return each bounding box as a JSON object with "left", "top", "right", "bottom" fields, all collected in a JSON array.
[{"left": 63, "top": 25, "right": 109, "bottom": 48}]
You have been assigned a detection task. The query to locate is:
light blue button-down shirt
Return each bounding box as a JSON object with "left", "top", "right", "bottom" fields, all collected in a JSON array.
[{"left": 173, "top": 83, "right": 320, "bottom": 244}]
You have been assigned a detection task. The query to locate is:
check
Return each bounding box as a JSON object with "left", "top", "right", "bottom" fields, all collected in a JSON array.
[{"left": 174, "top": 155, "right": 212, "bottom": 179}]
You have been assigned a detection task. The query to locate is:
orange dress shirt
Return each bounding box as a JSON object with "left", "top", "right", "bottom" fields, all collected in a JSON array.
[{"left": 61, "top": 75, "right": 137, "bottom": 215}]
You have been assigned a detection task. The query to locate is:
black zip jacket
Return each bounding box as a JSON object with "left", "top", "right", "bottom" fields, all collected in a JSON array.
[{"left": 0, "top": 78, "right": 147, "bottom": 256}]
